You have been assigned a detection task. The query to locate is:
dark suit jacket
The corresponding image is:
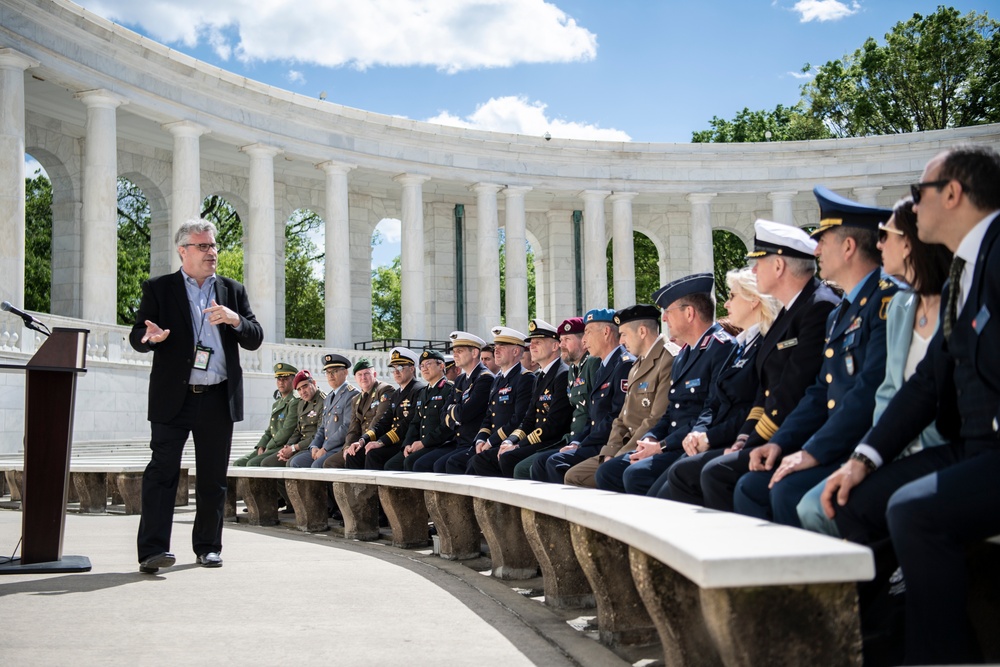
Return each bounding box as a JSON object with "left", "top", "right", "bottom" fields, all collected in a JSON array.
[
  {"left": 477, "top": 363, "right": 535, "bottom": 447},
  {"left": 865, "top": 212, "right": 1000, "bottom": 457},
  {"left": 129, "top": 271, "right": 263, "bottom": 423},
  {"left": 740, "top": 277, "right": 841, "bottom": 448},
  {"left": 574, "top": 346, "right": 632, "bottom": 455},
  {"left": 509, "top": 358, "right": 572, "bottom": 448}
]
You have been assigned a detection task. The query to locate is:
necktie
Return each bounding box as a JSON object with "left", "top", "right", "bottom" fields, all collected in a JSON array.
[{"left": 943, "top": 256, "right": 967, "bottom": 340}]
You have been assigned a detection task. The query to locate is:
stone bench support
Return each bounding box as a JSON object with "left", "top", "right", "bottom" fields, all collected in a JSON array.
[
  {"left": 72, "top": 472, "right": 108, "bottom": 514},
  {"left": 225, "top": 478, "right": 238, "bottom": 520},
  {"left": 285, "top": 479, "right": 329, "bottom": 532},
  {"left": 175, "top": 469, "right": 189, "bottom": 507},
  {"left": 238, "top": 477, "right": 279, "bottom": 526},
  {"left": 116, "top": 472, "right": 143, "bottom": 514},
  {"left": 332, "top": 482, "right": 379, "bottom": 541},
  {"left": 570, "top": 523, "right": 657, "bottom": 649},
  {"left": 473, "top": 497, "right": 537, "bottom": 580},
  {"left": 424, "top": 490, "right": 480, "bottom": 560},
  {"left": 522, "top": 509, "right": 594, "bottom": 609},
  {"left": 378, "top": 486, "right": 429, "bottom": 548},
  {"left": 6, "top": 470, "right": 23, "bottom": 501}
]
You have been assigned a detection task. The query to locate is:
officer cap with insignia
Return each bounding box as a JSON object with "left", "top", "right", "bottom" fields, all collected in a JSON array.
[
  {"left": 420, "top": 349, "right": 445, "bottom": 363},
  {"left": 444, "top": 355, "right": 456, "bottom": 370},
  {"left": 449, "top": 330, "right": 485, "bottom": 350},
  {"left": 584, "top": 308, "right": 617, "bottom": 324},
  {"left": 746, "top": 219, "right": 817, "bottom": 260},
  {"left": 293, "top": 369, "right": 315, "bottom": 389},
  {"left": 526, "top": 318, "right": 560, "bottom": 341},
  {"left": 352, "top": 358, "right": 373, "bottom": 374},
  {"left": 613, "top": 304, "right": 661, "bottom": 326},
  {"left": 273, "top": 362, "right": 298, "bottom": 378},
  {"left": 651, "top": 273, "right": 714, "bottom": 309},
  {"left": 811, "top": 186, "right": 893, "bottom": 238},
  {"left": 491, "top": 326, "right": 527, "bottom": 346},
  {"left": 389, "top": 346, "right": 419, "bottom": 366},
  {"left": 323, "top": 353, "right": 351, "bottom": 371},
  {"left": 558, "top": 317, "right": 584, "bottom": 336}
]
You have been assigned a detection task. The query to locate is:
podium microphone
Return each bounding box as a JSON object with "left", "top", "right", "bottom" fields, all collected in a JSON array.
[{"left": 1, "top": 301, "right": 51, "bottom": 336}]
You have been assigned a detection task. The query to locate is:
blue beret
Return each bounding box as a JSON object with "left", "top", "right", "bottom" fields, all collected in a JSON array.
[{"left": 584, "top": 308, "right": 617, "bottom": 324}]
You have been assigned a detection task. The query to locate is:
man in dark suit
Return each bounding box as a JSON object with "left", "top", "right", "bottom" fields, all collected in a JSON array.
[
  {"left": 822, "top": 145, "right": 1000, "bottom": 664},
  {"left": 595, "top": 274, "right": 736, "bottom": 495},
  {"left": 471, "top": 319, "right": 572, "bottom": 476},
  {"left": 665, "top": 220, "right": 839, "bottom": 508},
  {"left": 129, "top": 219, "right": 263, "bottom": 573}
]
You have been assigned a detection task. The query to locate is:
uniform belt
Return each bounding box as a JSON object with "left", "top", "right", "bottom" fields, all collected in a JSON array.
[{"left": 189, "top": 382, "right": 225, "bottom": 394}]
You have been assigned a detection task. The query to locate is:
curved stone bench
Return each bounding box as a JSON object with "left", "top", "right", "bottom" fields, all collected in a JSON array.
[{"left": 225, "top": 467, "right": 875, "bottom": 666}]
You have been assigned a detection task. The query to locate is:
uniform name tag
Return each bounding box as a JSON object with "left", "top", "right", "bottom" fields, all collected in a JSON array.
[
  {"left": 974, "top": 305, "right": 991, "bottom": 334},
  {"left": 637, "top": 382, "right": 649, "bottom": 390},
  {"left": 684, "top": 378, "right": 701, "bottom": 389},
  {"left": 776, "top": 338, "right": 798, "bottom": 350},
  {"left": 600, "top": 382, "right": 610, "bottom": 390},
  {"left": 846, "top": 317, "right": 862, "bottom": 333}
]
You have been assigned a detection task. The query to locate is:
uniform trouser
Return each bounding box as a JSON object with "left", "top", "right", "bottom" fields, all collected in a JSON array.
[
  {"left": 796, "top": 477, "right": 841, "bottom": 536},
  {"left": 384, "top": 445, "right": 448, "bottom": 471},
  {"left": 232, "top": 448, "right": 276, "bottom": 467},
  {"left": 343, "top": 447, "right": 367, "bottom": 469},
  {"left": 834, "top": 442, "right": 1000, "bottom": 665},
  {"left": 698, "top": 448, "right": 758, "bottom": 511},
  {"left": 563, "top": 455, "right": 602, "bottom": 488},
  {"left": 595, "top": 450, "right": 684, "bottom": 495},
  {"left": 411, "top": 445, "right": 456, "bottom": 472},
  {"left": 511, "top": 443, "right": 561, "bottom": 479},
  {"left": 364, "top": 442, "right": 402, "bottom": 470},
  {"left": 138, "top": 384, "right": 232, "bottom": 562},
  {"left": 289, "top": 448, "right": 339, "bottom": 468},
  {"left": 441, "top": 445, "right": 477, "bottom": 474},
  {"left": 733, "top": 463, "right": 839, "bottom": 527},
  {"left": 658, "top": 448, "right": 726, "bottom": 503},
  {"left": 532, "top": 448, "right": 594, "bottom": 483}
]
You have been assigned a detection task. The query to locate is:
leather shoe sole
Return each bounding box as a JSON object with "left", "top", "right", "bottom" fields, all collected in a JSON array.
[
  {"left": 196, "top": 552, "right": 223, "bottom": 568},
  {"left": 139, "top": 552, "right": 176, "bottom": 574}
]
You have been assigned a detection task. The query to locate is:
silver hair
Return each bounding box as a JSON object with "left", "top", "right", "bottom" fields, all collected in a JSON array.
[
  {"left": 783, "top": 255, "right": 817, "bottom": 278},
  {"left": 175, "top": 219, "right": 218, "bottom": 247},
  {"left": 726, "top": 267, "right": 782, "bottom": 335}
]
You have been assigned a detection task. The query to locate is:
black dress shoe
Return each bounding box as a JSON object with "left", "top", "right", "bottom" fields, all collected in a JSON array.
[
  {"left": 196, "top": 552, "right": 223, "bottom": 567},
  {"left": 139, "top": 552, "right": 176, "bottom": 574}
]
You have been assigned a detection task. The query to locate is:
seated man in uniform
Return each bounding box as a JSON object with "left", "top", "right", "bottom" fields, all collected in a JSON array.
[
  {"left": 232, "top": 362, "right": 299, "bottom": 466},
  {"left": 267, "top": 369, "right": 325, "bottom": 467},
  {"left": 384, "top": 350, "right": 455, "bottom": 471},
  {"left": 289, "top": 354, "right": 359, "bottom": 468},
  {"left": 326, "top": 358, "right": 393, "bottom": 469}
]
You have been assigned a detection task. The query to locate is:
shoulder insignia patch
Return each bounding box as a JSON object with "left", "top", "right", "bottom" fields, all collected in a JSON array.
[{"left": 880, "top": 296, "right": 892, "bottom": 320}]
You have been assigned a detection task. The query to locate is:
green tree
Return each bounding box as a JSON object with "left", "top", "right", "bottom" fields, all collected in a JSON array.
[
  {"left": 283, "top": 210, "right": 325, "bottom": 339},
  {"left": 371, "top": 256, "right": 402, "bottom": 341},
  {"left": 24, "top": 172, "right": 52, "bottom": 313},
  {"left": 201, "top": 194, "right": 244, "bottom": 250},
  {"left": 116, "top": 177, "right": 151, "bottom": 324},
  {"left": 498, "top": 228, "right": 536, "bottom": 323},
  {"left": 802, "top": 7, "right": 1000, "bottom": 137},
  {"left": 692, "top": 103, "right": 832, "bottom": 143},
  {"left": 713, "top": 230, "right": 749, "bottom": 318},
  {"left": 607, "top": 232, "right": 660, "bottom": 305}
]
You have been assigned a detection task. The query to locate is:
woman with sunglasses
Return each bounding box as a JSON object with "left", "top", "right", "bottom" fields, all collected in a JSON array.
[{"left": 796, "top": 197, "right": 952, "bottom": 535}]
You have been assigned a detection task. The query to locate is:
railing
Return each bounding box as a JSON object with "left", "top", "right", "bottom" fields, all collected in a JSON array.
[{"left": 354, "top": 338, "right": 452, "bottom": 352}]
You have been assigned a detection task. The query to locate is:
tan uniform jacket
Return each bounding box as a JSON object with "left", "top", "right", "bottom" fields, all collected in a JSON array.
[{"left": 344, "top": 381, "right": 395, "bottom": 445}]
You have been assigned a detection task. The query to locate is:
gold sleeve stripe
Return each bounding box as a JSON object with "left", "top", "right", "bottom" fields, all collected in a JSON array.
[
  {"left": 386, "top": 430, "right": 400, "bottom": 445},
  {"left": 755, "top": 415, "right": 779, "bottom": 441},
  {"left": 364, "top": 429, "right": 376, "bottom": 441},
  {"left": 747, "top": 407, "right": 765, "bottom": 422},
  {"left": 511, "top": 429, "right": 526, "bottom": 441},
  {"left": 478, "top": 428, "right": 491, "bottom": 437},
  {"left": 497, "top": 427, "right": 507, "bottom": 440},
  {"left": 527, "top": 428, "right": 543, "bottom": 446}
]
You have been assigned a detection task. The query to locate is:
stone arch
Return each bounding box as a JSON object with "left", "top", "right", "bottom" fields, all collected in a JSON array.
[
  {"left": 284, "top": 207, "right": 326, "bottom": 341},
  {"left": 119, "top": 168, "right": 169, "bottom": 279}
]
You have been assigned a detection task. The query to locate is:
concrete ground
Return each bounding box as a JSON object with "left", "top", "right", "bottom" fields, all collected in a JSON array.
[{"left": 0, "top": 506, "right": 632, "bottom": 666}]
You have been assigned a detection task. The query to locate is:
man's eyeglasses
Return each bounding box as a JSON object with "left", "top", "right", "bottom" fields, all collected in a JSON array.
[
  {"left": 388, "top": 365, "right": 407, "bottom": 373},
  {"left": 877, "top": 222, "right": 904, "bottom": 244},
  {"left": 183, "top": 243, "right": 218, "bottom": 252},
  {"left": 909, "top": 179, "right": 967, "bottom": 204}
]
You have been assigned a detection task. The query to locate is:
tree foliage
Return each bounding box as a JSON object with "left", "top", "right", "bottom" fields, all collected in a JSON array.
[
  {"left": 371, "top": 255, "right": 402, "bottom": 341},
  {"left": 24, "top": 172, "right": 52, "bottom": 313},
  {"left": 499, "top": 228, "right": 536, "bottom": 324},
  {"left": 283, "top": 210, "right": 325, "bottom": 340},
  {"left": 692, "top": 103, "right": 832, "bottom": 143},
  {"left": 802, "top": 7, "right": 1000, "bottom": 137},
  {"left": 712, "top": 230, "right": 750, "bottom": 317},
  {"left": 607, "top": 232, "right": 661, "bottom": 305},
  {"left": 116, "top": 177, "right": 151, "bottom": 324}
]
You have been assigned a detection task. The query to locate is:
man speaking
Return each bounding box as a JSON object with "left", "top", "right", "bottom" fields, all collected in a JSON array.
[{"left": 129, "top": 219, "right": 263, "bottom": 573}]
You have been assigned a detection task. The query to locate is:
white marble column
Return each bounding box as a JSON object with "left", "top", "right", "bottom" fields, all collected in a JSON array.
[
  {"left": 241, "top": 143, "right": 281, "bottom": 342},
  {"left": 503, "top": 186, "right": 531, "bottom": 333},
  {"left": 609, "top": 192, "right": 637, "bottom": 309},
  {"left": 534, "top": 255, "right": 547, "bottom": 322},
  {"left": 395, "top": 174, "right": 430, "bottom": 340},
  {"left": 319, "top": 161, "right": 355, "bottom": 348},
  {"left": 767, "top": 191, "right": 797, "bottom": 225},
  {"left": 0, "top": 49, "right": 39, "bottom": 309},
  {"left": 687, "top": 193, "right": 716, "bottom": 276},
  {"left": 852, "top": 186, "right": 883, "bottom": 207},
  {"left": 76, "top": 89, "right": 127, "bottom": 323},
  {"left": 580, "top": 190, "right": 610, "bottom": 310},
  {"left": 545, "top": 209, "right": 574, "bottom": 321},
  {"left": 473, "top": 182, "right": 501, "bottom": 336},
  {"left": 163, "top": 120, "right": 208, "bottom": 273}
]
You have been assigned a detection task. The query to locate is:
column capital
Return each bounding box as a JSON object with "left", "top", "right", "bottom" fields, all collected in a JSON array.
[
  {"left": 394, "top": 173, "right": 431, "bottom": 187},
  {"left": 579, "top": 189, "right": 611, "bottom": 202},
  {"left": 608, "top": 191, "right": 638, "bottom": 204},
  {"left": 240, "top": 142, "right": 282, "bottom": 158},
  {"left": 686, "top": 192, "right": 718, "bottom": 205},
  {"left": 74, "top": 89, "right": 128, "bottom": 109},
  {"left": 162, "top": 120, "right": 209, "bottom": 138},
  {"left": 0, "top": 48, "right": 40, "bottom": 71},
  {"left": 470, "top": 182, "right": 502, "bottom": 195},
  {"left": 317, "top": 160, "right": 357, "bottom": 175},
  {"left": 767, "top": 190, "right": 797, "bottom": 203},
  {"left": 503, "top": 185, "right": 532, "bottom": 198}
]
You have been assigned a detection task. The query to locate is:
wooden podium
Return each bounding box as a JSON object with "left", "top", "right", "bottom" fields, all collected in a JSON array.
[{"left": 0, "top": 327, "right": 90, "bottom": 574}]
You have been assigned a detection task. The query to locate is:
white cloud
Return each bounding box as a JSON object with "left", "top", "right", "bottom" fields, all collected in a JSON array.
[
  {"left": 792, "top": 0, "right": 860, "bottom": 23},
  {"left": 376, "top": 218, "right": 402, "bottom": 243},
  {"left": 426, "top": 95, "right": 630, "bottom": 142},
  {"left": 76, "top": 0, "right": 597, "bottom": 73},
  {"left": 286, "top": 69, "right": 306, "bottom": 85},
  {"left": 786, "top": 69, "right": 815, "bottom": 80}
]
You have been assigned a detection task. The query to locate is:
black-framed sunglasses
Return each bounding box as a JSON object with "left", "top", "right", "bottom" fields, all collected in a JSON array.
[
  {"left": 877, "top": 222, "right": 904, "bottom": 244},
  {"left": 910, "top": 179, "right": 967, "bottom": 204}
]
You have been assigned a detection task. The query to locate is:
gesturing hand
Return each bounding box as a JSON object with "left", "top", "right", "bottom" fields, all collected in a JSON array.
[{"left": 141, "top": 320, "right": 171, "bottom": 344}]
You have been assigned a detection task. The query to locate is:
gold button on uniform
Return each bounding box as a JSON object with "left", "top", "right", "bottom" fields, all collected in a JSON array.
[
  {"left": 827, "top": 399, "right": 836, "bottom": 409},
  {"left": 826, "top": 373, "right": 833, "bottom": 383},
  {"left": 825, "top": 348, "right": 834, "bottom": 358}
]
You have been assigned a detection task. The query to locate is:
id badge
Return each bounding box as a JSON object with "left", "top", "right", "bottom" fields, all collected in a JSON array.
[{"left": 194, "top": 344, "right": 214, "bottom": 370}]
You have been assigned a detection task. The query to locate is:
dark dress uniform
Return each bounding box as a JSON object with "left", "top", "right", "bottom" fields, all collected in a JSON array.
[
  {"left": 533, "top": 347, "right": 632, "bottom": 483},
  {"left": 348, "top": 378, "right": 426, "bottom": 470},
  {"left": 733, "top": 269, "right": 901, "bottom": 524},
  {"left": 232, "top": 391, "right": 300, "bottom": 466},
  {"left": 325, "top": 380, "right": 394, "bottom": 468},
  {"left": 422, "top": 362, "right": 493, "bottom": 473},
  {"left": 384, "top": 376, "right": 455, "bottom": 471},
  {"left": 596, "top": 323, "right": 736, "bottom": 495},
  {"left": 444, "top": 363, "right": 533, "bottom": 474},
  {"left": 670, "top": 277, "right": 840, "bottom": 509},
  {"left": 471, "top": 358, "right": 572, "bottom": 477},
  {"left": 260, "top": 388, "right": 326, "bottom": 467}
]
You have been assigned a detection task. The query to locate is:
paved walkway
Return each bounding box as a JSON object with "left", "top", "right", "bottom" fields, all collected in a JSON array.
[{"left": 0, "top": 507, "right": 607, "bottom": 666}]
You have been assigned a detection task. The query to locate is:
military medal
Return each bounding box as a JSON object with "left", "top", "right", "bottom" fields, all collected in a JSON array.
[
  {"left": 641, "top": 397, "right": 651, "bottom": 408},
  {"left": 845, "top": 353, "right": 855, "bottom": 376}
]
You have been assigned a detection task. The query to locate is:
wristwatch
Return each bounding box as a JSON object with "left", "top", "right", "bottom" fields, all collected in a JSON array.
[{"left": 849, "top": 450, "right": 877, "bottom": 473}]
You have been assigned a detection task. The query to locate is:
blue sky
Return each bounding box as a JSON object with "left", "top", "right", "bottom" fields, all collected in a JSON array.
[{"left": 50, "top": 0, "right": 997, "bottom": 266}]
